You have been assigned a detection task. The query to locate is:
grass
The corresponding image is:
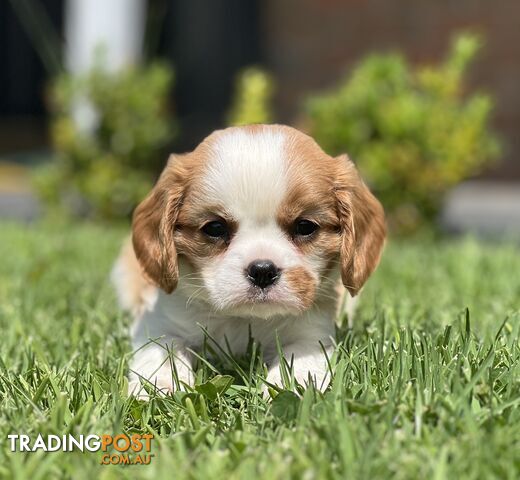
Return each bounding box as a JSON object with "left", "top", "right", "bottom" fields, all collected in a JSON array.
[{"left": 0, "top": 221, "right": 519, "bottom": 479}]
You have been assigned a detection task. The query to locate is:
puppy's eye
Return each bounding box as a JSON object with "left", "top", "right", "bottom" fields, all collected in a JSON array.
[
  {"left": 294, "top": 219, "right": 319, "bottom": 237},
  {"left": 201, "top": 220, "right": 229, "bottom": 239}
]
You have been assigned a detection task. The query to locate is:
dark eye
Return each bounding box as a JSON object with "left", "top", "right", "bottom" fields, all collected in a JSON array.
[
  {"left": 201, "top": 220, "right": 229, "bottom": 239},
  {"left": 293, "top": 219, "right": 319, "bottom": 237}
]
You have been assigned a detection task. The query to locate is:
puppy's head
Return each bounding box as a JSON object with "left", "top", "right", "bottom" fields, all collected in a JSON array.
[{"left": 132, "top": 125, "right": 385, "bottom": 318}]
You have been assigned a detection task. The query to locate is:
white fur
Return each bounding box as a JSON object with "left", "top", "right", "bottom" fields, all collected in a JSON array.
[{"left": 113, "top": 127, "right": 340, "bottom": 398}]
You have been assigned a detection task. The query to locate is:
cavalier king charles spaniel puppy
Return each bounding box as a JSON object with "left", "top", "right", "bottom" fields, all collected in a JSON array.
[{"left": 112, "top": 124, "right": 385, "bottom": 397}]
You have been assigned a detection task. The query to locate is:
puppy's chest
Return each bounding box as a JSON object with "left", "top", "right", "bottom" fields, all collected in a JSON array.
[
  {"left": 159, "top": 294, "right": 332, "bottom": 356},
  {"left": 189, "top": 316, "right": 288, "bottom": 356}
]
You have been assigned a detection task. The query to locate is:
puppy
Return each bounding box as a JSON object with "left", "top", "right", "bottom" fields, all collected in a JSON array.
[{"left": 112, "top": 124, "right": 386, "bottom": 397}]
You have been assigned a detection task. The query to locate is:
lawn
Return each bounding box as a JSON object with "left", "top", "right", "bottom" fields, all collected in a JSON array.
[{"left": 0, "top": 221, "right": 519, "bottom": 479}]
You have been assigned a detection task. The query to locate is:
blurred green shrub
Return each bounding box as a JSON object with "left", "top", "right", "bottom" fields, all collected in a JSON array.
[
  {"left": 228, "top": 67, "right": 274, "bottom": 126},
  {"left": 306, "top": 34, "right": 501, "bottom": 232},
  {"left": 34, "top": 62, "right": 174, "bottom": 220}
]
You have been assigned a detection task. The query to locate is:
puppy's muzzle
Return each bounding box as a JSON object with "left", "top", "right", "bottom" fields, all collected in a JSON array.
[{"left": 246, "top": 259, "right": 280, "bottom": 289}]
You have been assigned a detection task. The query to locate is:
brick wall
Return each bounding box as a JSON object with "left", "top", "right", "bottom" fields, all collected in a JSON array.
[{"left": 263, "top": 0, "right": 520, "bottom": 179}]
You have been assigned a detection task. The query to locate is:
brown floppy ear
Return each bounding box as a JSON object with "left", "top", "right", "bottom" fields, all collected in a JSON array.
[
  {"left": 132, "top": 155, "right": 184, "bottom": 293},
  {"left": 335, "top": 154, "right": 386, "bottom": 296}
]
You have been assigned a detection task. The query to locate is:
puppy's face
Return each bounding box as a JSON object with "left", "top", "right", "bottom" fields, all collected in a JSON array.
[{"left": 133, "top": 125, "right": 386, "bottom": 318}]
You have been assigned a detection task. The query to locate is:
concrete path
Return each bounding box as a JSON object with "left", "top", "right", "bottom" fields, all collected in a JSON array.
[{"left": 441, "top": 181, "right": 520, "bottom": 236}]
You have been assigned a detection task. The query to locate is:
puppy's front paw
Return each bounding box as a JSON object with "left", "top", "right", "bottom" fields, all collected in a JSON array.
[
  {"left": 128, "top": 364, "right": 194, "bottom": 400},
  {"left": 128, "top": 344, "right": 195, "bottom": 400},
  {"left": 264, "top": 367, "right": 284, "bottom": 391},
  {"left": 264, "top": 362, "right": 330, "bottom": 395}
]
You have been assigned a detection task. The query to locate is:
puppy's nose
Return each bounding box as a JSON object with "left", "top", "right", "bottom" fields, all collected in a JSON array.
[{"left": 246, "top": 260, "right": 280, "bottom": 289}]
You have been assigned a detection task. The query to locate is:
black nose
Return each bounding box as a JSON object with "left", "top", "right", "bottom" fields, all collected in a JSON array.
[{"left": 246, "top": 260, "right": 280, "bottom": 289}]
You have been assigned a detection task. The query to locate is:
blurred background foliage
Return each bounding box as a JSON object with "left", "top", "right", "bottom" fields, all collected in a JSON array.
[
  {"left": 226, "top": 34, "right": 500, "bottom": 233},
  {"left": 34, "top": 61, "right": 174, "bottom": 220},
  {"left": 305, "top": 34, "right": 500, "bottom": 232},
  {"left": 33, "top": 33, "right": 500, "bottom": 233},
  {"left": 228, "top": 67, "right": 274, "bottom": 127}
]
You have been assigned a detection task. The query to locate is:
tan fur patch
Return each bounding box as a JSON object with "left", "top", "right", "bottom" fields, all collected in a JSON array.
[
  {"left": 276, "top": 127, "right": 386, "bottom": 296},
  {"left": 276, "top": 128, "right": 342, "bottom": 267},
  {"left": 132, "top": 153, "right": 198, "bottom": 292},
  {"left": 113, "top": 237, "right": 157, "bottom": 316},
  {"left": 333, "top": 154, "right": 386, "bottom": 295},
  {"left": 284, "top": 266, "right": 316, "bottom": 310}
]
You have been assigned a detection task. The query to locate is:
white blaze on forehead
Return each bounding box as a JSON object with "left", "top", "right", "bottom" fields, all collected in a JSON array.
[{"left": 201, "top": 127, "right": 288, "bottom": 221}]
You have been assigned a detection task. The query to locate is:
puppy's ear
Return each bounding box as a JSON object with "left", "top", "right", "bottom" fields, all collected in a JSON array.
[
  {"left": 334, "top": 154, "right": 386, "bottom": 296},
  {"left": 132, "top": 155, "right": 184, "bottom": 293}
]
